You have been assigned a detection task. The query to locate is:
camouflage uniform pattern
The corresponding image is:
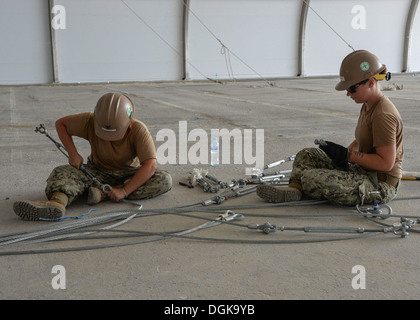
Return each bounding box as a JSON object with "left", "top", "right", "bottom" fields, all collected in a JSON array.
[
  {"left": 45, "top": 163, "right": 172, "bottom": 206},
  {"left": 290, "top": 148, "right": 398, "bottom": 206}
]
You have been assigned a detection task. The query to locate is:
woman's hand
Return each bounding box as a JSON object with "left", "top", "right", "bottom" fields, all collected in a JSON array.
[
  {"left": 107, "top": 188, "right": 126, "bottom": 202},
  {"left": 68, "top": 152, "right": 84, "bottom": 170}
]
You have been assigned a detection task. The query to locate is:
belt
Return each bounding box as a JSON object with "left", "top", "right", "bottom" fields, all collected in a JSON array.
[{"left": 377, "top": 172, "right": 400, "bottom": 188}]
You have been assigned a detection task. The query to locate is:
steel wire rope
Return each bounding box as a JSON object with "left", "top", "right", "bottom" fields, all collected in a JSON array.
[
  {"left": 120, "top": 0, "right": 365, "bottom": 85},
  {"left": 1, "top": 201, "right": 417, "bottom": 256},
  {"left": 13, "top": 198, "right": 319, "bottom": 243},
  {"left": 0, "top": 211, "right": 246, "bottom": 256},
  {"left": 2, "top": 184, "right": 419, "bottom": 255},
  {"left": 10, "top": 206, "right": 418, "bottom": 247},
  {"left": 221, "top": 44, "right": 235, "bottom": 81},
  {"left": 0, "top": 177, "right": 286, "bottom": 247},
  {"left": 60, "top": 195, "right": 420, "bottom": 240},
  {"left": 0, "top": 213, "right": 139, "bottom": 249},
  {"left": 302, "top": 0, "right": 355, "bottom": 52},
  {"left": 169, "top": 199, "right": 420, "bottom": 237},
  {"left": 182, "top": 0, "right": 275, "bottom": 86},
  {"left": 41, "top": 214, "right": 395, "bottom": 240},
  {"left": 175, "top": 194, "right": 420, "bottom": 214},
  {"left": 0, "top": 198, "right": 390, "bottom": 246},
  {"left": 0, "top": 225, "right": 382, "bottom": 256},
  {"left": 0, "top": 206, "right": 244, "bottom": 250},
  {"left": 13, "top": 209, "right": 246, "bottom": 248},
  {"left": 52, "top": 226, "right": 389, "bottom": 242},
  {"left": 183, "top": 0, "right": 358, "bottom": 83},
  {"left": 0, "top": 216, "right": 414, "bottom": 256},
  {"left": 150, "top": 202, "right": 420, "bottom": 237},
  {"left": 2, "top": 194, "right": 418, "bottom": 244},
  {"left": 120, "top": 0, "right": 214, "bottom": 82},
  {"left": 0, "top": 209, "right": 147, "bottom": 248}
]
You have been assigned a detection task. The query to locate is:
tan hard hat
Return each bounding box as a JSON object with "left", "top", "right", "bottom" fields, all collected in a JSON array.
[
  {"left": 94, "top": 93, "right": 134, "bottom": 141},
  {"left": 335, "top": 50, "right": 387, "bottom": 91}
]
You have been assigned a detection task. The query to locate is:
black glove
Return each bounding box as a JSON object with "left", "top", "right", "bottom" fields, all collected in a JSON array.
[{"left": 319, "top": 141, "right": 348, "bottom": 167}]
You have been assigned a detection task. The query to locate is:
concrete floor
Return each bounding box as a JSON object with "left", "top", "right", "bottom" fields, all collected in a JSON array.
[{"left": 1, "top": 74, "right": 420, "bottom": 301}]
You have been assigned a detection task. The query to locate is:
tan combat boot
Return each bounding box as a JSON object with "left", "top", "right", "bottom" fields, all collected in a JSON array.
[
  {"left": 87, "top": 186, "right": 107, "bottom": 205},
  {"left": 13, "top": 191, "right": 68, "bottom": 221},
  {"left": 256, "top": 180, "right": 303, "bottom": 203}
]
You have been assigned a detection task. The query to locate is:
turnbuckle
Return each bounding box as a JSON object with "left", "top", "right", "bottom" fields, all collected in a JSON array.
[
  {"left": 35, "top": 123, "right": 112, "bottom": 194},
  {"left": 35, "top": 124, "right": 69, "bottom": 159},
  {"left": 263, "top": 155, "right": 296, "bottom": 170}
]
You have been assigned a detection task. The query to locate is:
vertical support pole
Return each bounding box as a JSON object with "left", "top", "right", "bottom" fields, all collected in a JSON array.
[
  {"left": 402, "top": 0, "right": 419, "bottom": 72},
  {"left": 297, "top": 0, "right": 310, "bottom": 77},
  {"left": 182, "top": 0, "right": 191, "bottom": 80},
  {"left": 48, "top": 0, "right": 59, "bottom": 83}
]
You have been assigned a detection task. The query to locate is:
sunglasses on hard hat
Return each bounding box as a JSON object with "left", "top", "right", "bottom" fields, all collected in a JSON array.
[{"left": 347, "top": 79, "right": 369, "bottom": 94}]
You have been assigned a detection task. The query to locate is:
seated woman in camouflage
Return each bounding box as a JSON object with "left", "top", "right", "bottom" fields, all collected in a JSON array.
[
  {"left": 13, "top": 93, "right": 172, "bottom": 221},
  {"left": 257, "top": 50, "right": 403, "bottom": 206}
]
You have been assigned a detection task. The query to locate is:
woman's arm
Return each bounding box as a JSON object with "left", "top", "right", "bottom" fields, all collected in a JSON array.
[
  {"left": 107, "top": 158, "right": 157, "bottom": 202},
  {"left": 348, "top": 144, "right": 396, "bottom": 172}
]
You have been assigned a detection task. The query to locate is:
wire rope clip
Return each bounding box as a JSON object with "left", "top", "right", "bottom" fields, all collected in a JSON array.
[
  {"left": 218, "top": 210, "right": 244, "bottom": 222},
  {"left": 248, "top": 222, "right": 277, "bottom": 234},
  {"left": 356, "top": 201, "right": 392, "bottom": 219},
  {"left": 387, "top": 217, "right": 417, "bottom": 238}
]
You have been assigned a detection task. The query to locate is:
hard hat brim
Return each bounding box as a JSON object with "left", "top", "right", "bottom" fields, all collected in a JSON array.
[
  {"left": 335, "top": 79, "right": 353, "bottom": 91},
  {"left": 94, "top": 117, "right": 129, "bottom": 141}
]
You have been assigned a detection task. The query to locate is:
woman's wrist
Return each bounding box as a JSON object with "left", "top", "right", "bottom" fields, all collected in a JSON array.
[{"left": 122, "top": 187, "right": 128, "bottom": 198}]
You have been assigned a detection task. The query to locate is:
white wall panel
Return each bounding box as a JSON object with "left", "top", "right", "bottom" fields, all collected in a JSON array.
[
  {"left": 0, "top": 0, "right": 418, "bottom": 85},
  {"left": 410, "top": 2, "right": 420, "bottom": 72},
  {"left": 188, "top": 0, "right": 301, "bottom": 80},
  {"left": 54, "top": 0, "right": 183, "bottom": 83},
  {"left": 305, "top": 0, "right": 412, "bottom": 76},
  {"left": 0, "top": 0, "right": 52, "bottom": 85}
]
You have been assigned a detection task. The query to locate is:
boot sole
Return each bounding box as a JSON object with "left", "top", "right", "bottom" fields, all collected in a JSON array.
[
  {"left": 13, "top": 201, "right": 64, "bottom": 221},
  {"left": 256, "top": 185, "right": 302, "bottom": 203}
]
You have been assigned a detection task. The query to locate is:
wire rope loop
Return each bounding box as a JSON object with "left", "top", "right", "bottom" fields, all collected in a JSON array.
[
  {"left": 356, "top": 203, "right": 393, "bottom": 220},
  {"left": 102, "top": 184, "right": 112, "bottom": 194}
]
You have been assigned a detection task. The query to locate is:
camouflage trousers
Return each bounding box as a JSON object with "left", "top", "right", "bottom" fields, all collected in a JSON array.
[
  {"left": 45, "top": 164, "right": 172, "bottom": 206},
  {"left": 290, "top": 148, "right": 398, "bottom": 206}
]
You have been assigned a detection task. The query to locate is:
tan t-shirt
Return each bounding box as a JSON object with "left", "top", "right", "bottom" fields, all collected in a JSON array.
[
  {"left": 66, "top": 112, "right": 156, "bottom": 169},
  {"left": 354, "top": 96, "right": 404, "bottom": 178}
]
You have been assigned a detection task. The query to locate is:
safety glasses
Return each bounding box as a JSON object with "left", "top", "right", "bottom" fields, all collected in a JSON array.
[{"left": 347, "top": 79, "right": 369, "bottom": 94}]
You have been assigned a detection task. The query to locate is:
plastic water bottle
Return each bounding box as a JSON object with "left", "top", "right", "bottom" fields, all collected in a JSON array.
[{"left": 210, "top": 137, "right": 219, "bottom": 167}]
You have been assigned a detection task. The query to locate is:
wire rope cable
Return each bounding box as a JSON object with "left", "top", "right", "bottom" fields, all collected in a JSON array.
[
  {"left": 302, "top": 0, "right": 355, "bottom": 52},
  {"left": 121, "top": 0, "right": 358, "bottom": 85},
  {"left": 1, "top": 192, "right": 419, "bottom": 256}
]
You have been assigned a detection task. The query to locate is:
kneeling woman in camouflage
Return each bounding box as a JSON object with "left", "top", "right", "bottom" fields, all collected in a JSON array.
[
  {"left": 257, "top": 50, "right": 403, "bottom": 206},
  {"left": 13, "top": 93, "right": 172, "bottom": 221}
]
